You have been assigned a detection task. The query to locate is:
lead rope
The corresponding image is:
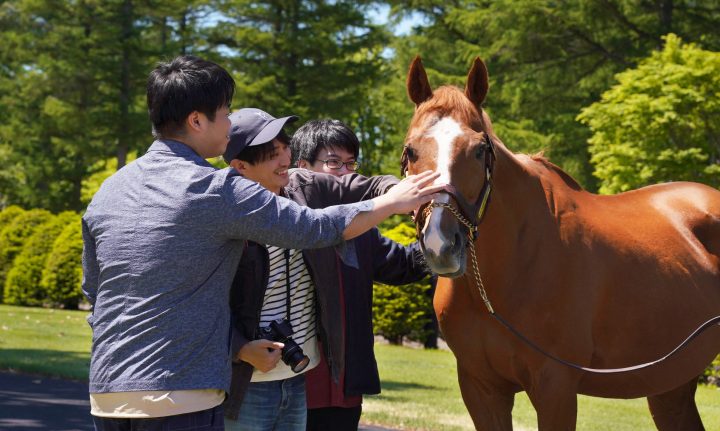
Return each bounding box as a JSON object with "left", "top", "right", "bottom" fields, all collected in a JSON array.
[{"left": 426, "top": 200, "right": 720, "bottom": 374}]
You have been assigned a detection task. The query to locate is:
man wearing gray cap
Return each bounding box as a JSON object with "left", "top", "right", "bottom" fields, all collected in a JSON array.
[
  {"left": 221, "top": 108, "right": 430, "bottom": 431},
  {"left": 82, "top": 56, "right": 442, "bottom": 431}
]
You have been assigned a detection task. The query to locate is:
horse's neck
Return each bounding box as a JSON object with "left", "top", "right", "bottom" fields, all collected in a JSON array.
[
  {"left": 464, "top": 146, "right": 576, "bottom": 309},
  {"left": 479, "top": 145, "right": 579, "bottom": 255}
]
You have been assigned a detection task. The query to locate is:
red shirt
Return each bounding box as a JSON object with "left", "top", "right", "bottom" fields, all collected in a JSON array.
[{"left": 306, "top": 267, "right": 362, "bottom": 409}]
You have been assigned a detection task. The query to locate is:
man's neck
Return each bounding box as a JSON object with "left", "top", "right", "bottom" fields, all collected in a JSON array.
[{"left": 162, "top": 134, "right": 208, "bottom": 158}]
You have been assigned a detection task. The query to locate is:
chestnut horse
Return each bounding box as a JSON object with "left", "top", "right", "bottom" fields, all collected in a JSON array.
[{"left": 403, "top": 56, "right": 720, "bottom": 431}]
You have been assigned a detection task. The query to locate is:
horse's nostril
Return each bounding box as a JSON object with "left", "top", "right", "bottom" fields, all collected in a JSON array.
[{"left": 452, "top": 232, "right": 463, "bottom": 253}]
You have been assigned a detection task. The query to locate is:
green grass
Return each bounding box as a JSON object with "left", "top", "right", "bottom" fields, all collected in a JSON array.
[
  {"left": 0, "top": 304, "right": 718, "bottom": 430},
  {"left": 0, "top": 304, "right": 91, "bottom": 380},
  {"left": 364, "top": 344, "right": 720, "bottom": 431}
]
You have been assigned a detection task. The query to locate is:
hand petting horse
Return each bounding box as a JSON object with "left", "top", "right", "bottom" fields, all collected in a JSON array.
[{"left": 403, "top": 56, "right": 720, "bottom": 431}]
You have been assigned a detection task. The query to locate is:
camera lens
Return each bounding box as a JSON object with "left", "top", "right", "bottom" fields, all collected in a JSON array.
[{"left": 282, "top": 342, "right": 310, "bottom": 373}]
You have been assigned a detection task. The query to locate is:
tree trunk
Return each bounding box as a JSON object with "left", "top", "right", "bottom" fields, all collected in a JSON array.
[
  {"left": 658, "top": 0, "right": 673, "bottom": 45},
  {"left": 180, "top": 8, "right": 188, "bottom": 55},
  {"left": 117, "top": 0, "right": 133, "bottom": 170}
]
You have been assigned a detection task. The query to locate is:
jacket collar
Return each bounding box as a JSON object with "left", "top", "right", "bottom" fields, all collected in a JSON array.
[
  {"left": 148, "top": 139, "right": 202, "bottom": 159},
  {"left": 147, "top": 139, "right": 213, "bottom": 167}
]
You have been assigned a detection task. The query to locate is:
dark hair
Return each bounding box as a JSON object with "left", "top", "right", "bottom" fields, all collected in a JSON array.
[
  {"left": 235, "top": 131, "right": 290, "bottom": 165},
  {"left": 147, "top": 55, "right": 235, "bottom": 138},
  {"left": 290, "top": 119, "right": 359, "bottom": 165}
]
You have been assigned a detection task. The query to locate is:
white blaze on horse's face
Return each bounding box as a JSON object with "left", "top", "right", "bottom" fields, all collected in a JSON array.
[
  {"left": 427, "top": 117, "right": 462, "bottom": 187},
  {"left": 421, "top": 116, "right": 463, "bottom": 270}
]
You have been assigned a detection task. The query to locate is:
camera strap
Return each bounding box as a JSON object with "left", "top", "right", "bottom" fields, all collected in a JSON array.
[{"left": 284, "top": 249, "right": 292, "bottom": 321}]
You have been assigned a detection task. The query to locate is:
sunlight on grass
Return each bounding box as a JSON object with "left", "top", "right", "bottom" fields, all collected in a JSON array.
[
  {"left": 365, "top": 343, "right": 719, "bottom": 431},
  {"left": 0, "top": 305, "right": 717, "bottom": 430},
  {"left": 0, "top": 304, "right": 91, "bottom": 380}
]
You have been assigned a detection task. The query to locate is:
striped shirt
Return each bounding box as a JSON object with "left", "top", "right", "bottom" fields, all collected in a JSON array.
[{"left": 251, "top": 246, "right": 320, "bottom": 382}]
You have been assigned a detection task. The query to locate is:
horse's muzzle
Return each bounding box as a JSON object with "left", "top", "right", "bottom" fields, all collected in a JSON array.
[{"left": 419, "top": 203, "right": 467, "bottom": 277}]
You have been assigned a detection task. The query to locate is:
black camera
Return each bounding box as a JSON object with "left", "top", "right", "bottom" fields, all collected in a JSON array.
[{"left": 257, "top": 318, "right": 310, "bottom": 373}]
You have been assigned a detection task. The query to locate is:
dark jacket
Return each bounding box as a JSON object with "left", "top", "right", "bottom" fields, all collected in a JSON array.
[{"left": 224, "top": 169, "right": 429, "bottom": 419}]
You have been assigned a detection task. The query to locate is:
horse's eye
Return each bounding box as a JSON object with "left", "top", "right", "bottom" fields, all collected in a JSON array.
[
  {"left": 475, "top": 145, "right": 485, "bottom": 160},
  {"left": 405, "top": 146, "right": 418, "bottom": 161}
]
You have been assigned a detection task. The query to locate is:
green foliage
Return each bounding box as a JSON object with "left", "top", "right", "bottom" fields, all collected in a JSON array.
[
  {"left": 3, "top": 212, "right": 77, "bottom": 306},
  {"left": 382, "top": 222, "right": 416, "bottom": 247},
  {"left": 0, "top": 0, "right": 206, "bottom": 211},
  {"left": 373, "top": 223, "right": 431, "bottom": 345},
  {"left": 0, "top": 205, "right": 25, "bottom": 230},
  {"left": 386, "top": 0, "right": 720, "bottom": 189},
  {"left": 209, "top": 0, "right": 389, "bottom": 159},
  {"left": 41, "top": 215, "right": 84, "bottom": 309},
  {"left": 80, "top": 152, "right": 138, "bottom": 206},
  {"left": 579, "top": 35, "right": 720, "bottom": 194},
  {"left": 0, "top": 208, "right": 52, "bottom": 301},
  {"left": 702, "top": 354, "right": 720, "bottom": 387}
]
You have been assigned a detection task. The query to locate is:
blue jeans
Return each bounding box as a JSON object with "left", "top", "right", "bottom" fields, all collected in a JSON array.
[{"left": 225, "top": 374, "right": 306, "bottom": 431}]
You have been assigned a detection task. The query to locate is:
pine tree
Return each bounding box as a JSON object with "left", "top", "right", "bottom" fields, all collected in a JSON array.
[
  {"left": 0, "top": 0, "right": 208, "bottom": 210},
  {"left": 209, "top": 0, "right": 389, "bottom": 128}
]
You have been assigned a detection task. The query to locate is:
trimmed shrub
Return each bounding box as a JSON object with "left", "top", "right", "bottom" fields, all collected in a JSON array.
[
  {"left": 0, "top": 206, "right": 25, "bottom": 230},
  {"left": 373, "top": 222, "right": 432, "bottom": 345},
  {"left": 373, "top": 282, "right": 432, "bottom": 345},
  {"left": 702, "top": 354, "right": 720, "bottom": 387},
  {"left": 3, "top": 212, "right": 77, "bottom": 306},
  {"left": 0, "top": 208, "right": 51, "bottom": 301},
  {"left": 41, "top": 216, "right": 84, "bottom": 309}
]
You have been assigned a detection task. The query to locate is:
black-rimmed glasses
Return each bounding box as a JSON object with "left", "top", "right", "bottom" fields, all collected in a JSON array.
[{"left": 317, "top": 159, "right": 360, "bottom": 171}]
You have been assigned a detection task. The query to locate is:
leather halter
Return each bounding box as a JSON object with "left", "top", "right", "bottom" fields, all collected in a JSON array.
[{"left": 402, "top": 132, "right": 496, "bottom": 241}]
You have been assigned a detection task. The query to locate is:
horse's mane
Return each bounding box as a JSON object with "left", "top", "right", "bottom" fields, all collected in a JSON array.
[{"left": 529, "top": 154, "right": 584, "bottom": 192}]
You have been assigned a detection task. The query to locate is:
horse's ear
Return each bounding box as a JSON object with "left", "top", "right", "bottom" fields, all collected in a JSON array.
[
  {"left": 407, "top": 56, "right": 433, "bottom": 106},
  {"left": 465, "top": 57, "right": 489, "bottom": 107}
]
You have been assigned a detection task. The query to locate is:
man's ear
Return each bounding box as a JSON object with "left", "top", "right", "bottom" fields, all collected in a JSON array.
[
  {"left": 296, "top": 159, "right": 309, "bottom": 169},
  {"left": 186, "top": 111, "right": 203, "bottom": 132},
  {"left": 229, "top": 159, "right": 248, "bottom": 174}
]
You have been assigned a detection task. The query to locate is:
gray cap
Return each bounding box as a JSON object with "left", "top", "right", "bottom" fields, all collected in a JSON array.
[{"left": 223, "top": 108, "right": 299, "bottom": 163}]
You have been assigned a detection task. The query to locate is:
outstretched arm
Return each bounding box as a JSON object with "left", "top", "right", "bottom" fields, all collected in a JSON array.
[
  {"left": 224, "top": 170, "right": 442, "bottom": 247},
  {"left": 372, "top": 235, "right": 429, "bottom": 285},
  {"left": 341, "top": 170, "right": 442, "bottom": 240}
]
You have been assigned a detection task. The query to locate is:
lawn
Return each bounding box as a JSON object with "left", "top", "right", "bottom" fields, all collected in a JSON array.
[
  {"left": 365, "top": 344, "right": 720, "bottom": 430},
  {"left": 0, "top": 304, "right": 91, "bottom": 380},
  {"left": 1, "top": 304, "right": 718, "bottom": 430}
]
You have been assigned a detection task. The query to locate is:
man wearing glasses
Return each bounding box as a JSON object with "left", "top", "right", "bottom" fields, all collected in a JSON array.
[
  {"left": 293, "top": 119, "right": 361, "bottom": 175},
  {"left": 292, "top": 119, "right": 431, "bottom": 431}
]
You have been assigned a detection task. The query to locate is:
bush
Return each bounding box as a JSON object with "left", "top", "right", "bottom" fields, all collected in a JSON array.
[
  {"left": 0, "top": 208, "right": 51, "bottom": 301},
  {"left": 0, "top": 206, "right": 25, "bottom": 229},
  {"left": 373, "top": 283, "right": 432, "bottom": 345},
  {"left": 701, "top": 354, "right": 720, "bottom": 387},
  {"left": 3, "top": 212, "right": 77, "bottom": 306},
  {"left": 41, "top": 216, "right": 84, "bottom": 309},
  {"left": 373, "top": 222, "right": 432, "bottom": 345}
]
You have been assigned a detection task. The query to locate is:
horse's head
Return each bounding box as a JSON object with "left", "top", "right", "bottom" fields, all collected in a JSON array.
[{"left": 403, "top": 56, "right": 496, "bottom": 277}]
